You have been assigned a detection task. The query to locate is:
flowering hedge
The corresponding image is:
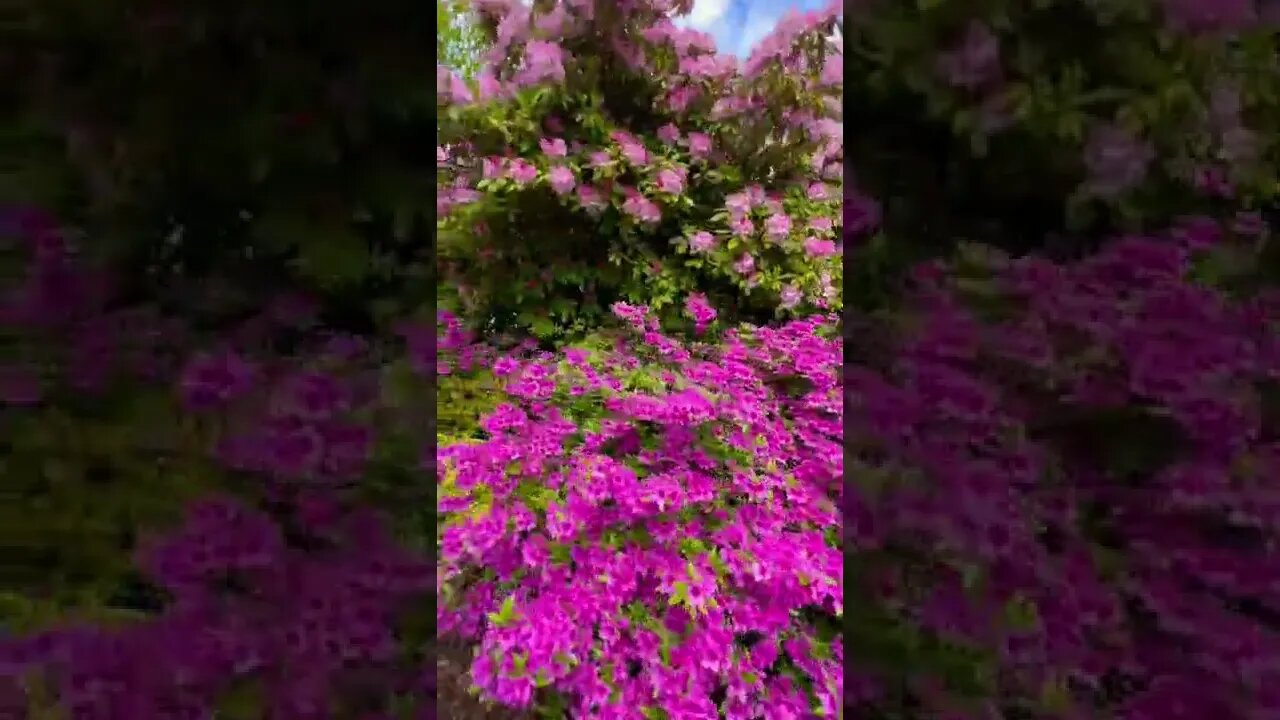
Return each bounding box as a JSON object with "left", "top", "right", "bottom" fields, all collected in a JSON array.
[
  {"left": 437, "top": 303, "right": 842, "bottom": 717},
  {"left": 5, "top": 1, "right": 1280, "bottom": 720}
]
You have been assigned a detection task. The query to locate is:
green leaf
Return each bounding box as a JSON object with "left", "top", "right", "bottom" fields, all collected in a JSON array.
[
  {"left": 487, "top": 595, "right": 519, "bottom": 627},
  {"left": 1004, "top": 595, "right": 1040, "bottom": 632},
  {"left": 293, "top": 227, "right": 371, "bottom": 288},
  {"left": 668, "top": 580, "right": 690, "bottom": 607},
  {"left": 380, "top": 358, "right": 420, "bottom": 407},
  {"left": 530, "top": 316, "right": 556, "bottom": 337}
]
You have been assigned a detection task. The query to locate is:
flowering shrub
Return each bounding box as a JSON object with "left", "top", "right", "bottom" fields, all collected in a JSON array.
[
  {"left": 436, "top": 303, "right": 842, "bottom": 717},
  {"left": 5, "top": 0, "right": 441, "bottom": 306},
  {"left": 843, "top": 220, "right": 1280, "bottom": 718},
  {"left": 3, "top": 497, "right": 432, "bottom": 720},
  {"left": 436, "top": 0, "right": 861, "bottom": 339},
  {"left": 1, "top": 208, "right": 437, "bottom": 719},
  {"left": 0, "top": 206, "right": 216, "bottom": 625},
  {"left": 843, "top": 0, "right": 1280, "bottom": 279}
]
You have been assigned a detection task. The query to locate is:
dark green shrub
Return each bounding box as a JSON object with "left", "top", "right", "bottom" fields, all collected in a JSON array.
[{"left": 845, "top": 0, "right": 1280, "bottom": 271}]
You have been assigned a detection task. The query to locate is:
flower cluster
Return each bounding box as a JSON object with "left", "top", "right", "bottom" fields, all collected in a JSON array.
[
  {"left": 0, "top": 209, "right": 436, "bottom": 719},
  {"left": 4, "top": 497, "right": 431, "bottom": 720},
  {"left": 845, "top": 221, "right": 1280, "bottom": 718},
  {"left": 1, "top": 205, "right": 191, "bottom": 401},
  {"left": 436, "top": 302, "right": 842, "bottom": 718}
]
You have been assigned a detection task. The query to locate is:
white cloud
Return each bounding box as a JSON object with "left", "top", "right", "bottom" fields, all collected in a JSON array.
[
  {"left": 676, "top": 0, "right": 835, "bottom": 58},
  {"left": 683, "top": 0, "right": 732, "bottom": 29}
]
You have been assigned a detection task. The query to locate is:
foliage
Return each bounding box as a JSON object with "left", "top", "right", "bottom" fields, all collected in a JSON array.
[
  {"left": 843, "top": 0, "right": 1280, "bottom": 308},
  {"left": 439, "top": 0, "right": 487, "bottom": 78},
  {"left": 0, "top": 207, "right": 212, "bottom": 626},
  {"left": 436, "top": 0, "right": 853, "bottom": 341},
  {"left": 432, "top": 309, "right": 519, "bottom": 440},
  {"left": 4, "top": 0, "right": 437, "bottom": 327},
  {"left": 3, "top": 1, "right": 1280, "bottom": 720}
]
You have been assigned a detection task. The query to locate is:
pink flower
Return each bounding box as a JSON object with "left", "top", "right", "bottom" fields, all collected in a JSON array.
[
  {"left": 655, "top": 169, "right": 685, "bottom": 194},
  {"left": 730, "top": 217, "right": 754, "bottom": 236},
  {"left": 804, "top": 237, "right": 837, "bottom": 257},
  {"left": 272, "top": 370, "right": 349, "bottom": 420},
  {"left": 733, "top": 253, "right": 755, "bottom": 274},
  {"left": 622, "top": 194, "right": 661, "bottom": 223},
  {"left": 439, "top": 68, "right": 473, "bottom": 104},
  {"left": 689, "top": 231, "right": 716, "bottom": 252},
  {"left": 820, "top": 53, "right": 841, "bottom": 86},
  {"left": 807, "top": 183, "right": 829, "bottom": 200},
  {"left": 1171, "top": 215, "right": 1223, "bottom": 250},
  {"left": 657, "top": 124, "right": 681, "bottom": 144},
  {"left": 577, "top": 185, "right": 606, "bottom": 211},
  {"left": 686, "top": 132, "right": 712, "bottom": 157},
  {"left": 1162, "top": 0, "right": 1256, "bottom": 35},
  {"left": 809, "top": 217, "right": 834, "bottom": 233},
  {"left": 548, "top": 166, "right": 577, "bottom": 195},
  {"left": 683, "top": 292, "right": 717, "bottom": 332},
  {"left": 476, "top": 69, "right": 502, "bottom": 100},
  {"left": 765, "top": 213, "right": 792, "bottom": 240},
  {"left": 589, "top": 151, "right": 612, "bottom": 167},
  {"left": 1193, "top": 165, "right": 1233, "bottom": 198},
  {"left": 725, "top": 192, "right": 752, "bottom": 217},
  {"left": 844, "top": 193, "right": 882, "bottom": 235},
  {"left": 539, "top": 137, "right": 568, "bottom": 157},
  {"left": 937, "top": 22, "right": 1002, "bottom": 90},
  {"left": 779, "top": 285, "right": 802, "bottom": 309},
  {"left": 668, "top": 85, "right": 699, "bottom": 112},
  {"left": 508, "top": 159, "right": 538, "bottom": 185},
  {"left": 620, "top": 142, "right": 648, "bottom": 166},
  {"left": 521, "top": 40, "right": 567, "bottom": 84},
  {"left": 179, "top": 351, "right": 257, "bottom": 410}
]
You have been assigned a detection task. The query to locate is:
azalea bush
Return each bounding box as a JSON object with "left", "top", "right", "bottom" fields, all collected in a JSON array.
[
  {"left": 0, "top": 206, "right": 212, "bottom": 627},
  {"left": 843, "top": 220, "right": 1280, "bottom": 719},
  {"left": 437, "top": 302, "right": 842, "bottom": 718},
  {"left": 843, "top": 0, "right": 1280, "bottom": 306},
  {"left": 0, "top": 207, "right": 440, "bottom": 719},
  {"left": 4, "top": 497, "right": 433, "bottom": 720},
  {"left": 436, "top": 0, "right": 859, "bottom": 340}
]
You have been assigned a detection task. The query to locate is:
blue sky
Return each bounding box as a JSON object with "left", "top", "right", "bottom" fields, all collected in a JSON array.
[{"left": 673, "top": 0, "right": 833, "bottom": 58}]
